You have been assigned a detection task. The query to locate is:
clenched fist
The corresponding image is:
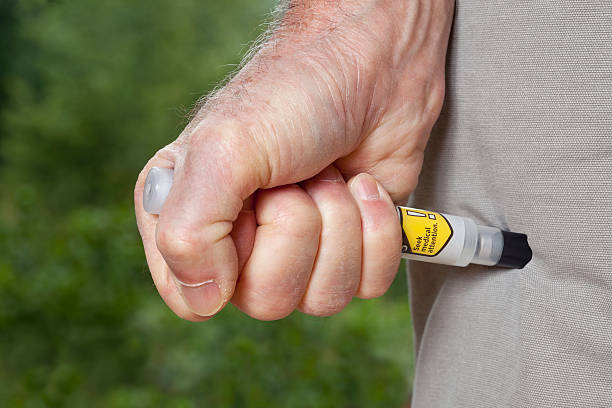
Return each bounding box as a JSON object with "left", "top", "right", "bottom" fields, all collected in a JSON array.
[{"left": 135, "top": 0, "right": 454, "bottom": 321}]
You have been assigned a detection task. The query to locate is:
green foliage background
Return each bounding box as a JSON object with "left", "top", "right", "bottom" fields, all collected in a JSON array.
[{"left": 0, "top": 1, "right": 414, "bottom": 406}]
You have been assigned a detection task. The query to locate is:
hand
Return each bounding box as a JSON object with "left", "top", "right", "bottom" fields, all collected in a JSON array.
[{"left": 134, "top": 0, "right": 454, "bottom": 321}]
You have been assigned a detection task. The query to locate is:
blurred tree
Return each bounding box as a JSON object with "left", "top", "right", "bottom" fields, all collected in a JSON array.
[
  {"left": 0, "top": 0, "right": 19, "bottom": 152},
  {"left": 0, "top": 1, "right": 414, "bottom": 407},
  {"left": 1, "top": 0, "right": 276, "bottom": 210}
]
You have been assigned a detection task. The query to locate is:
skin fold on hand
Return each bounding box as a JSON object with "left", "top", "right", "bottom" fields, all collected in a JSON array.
[{"left": 134, "top": 0, "right": 455, "bottom": 321}]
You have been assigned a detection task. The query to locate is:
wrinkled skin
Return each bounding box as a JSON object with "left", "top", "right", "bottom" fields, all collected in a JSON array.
[{"left": 135, "top": 0, "right": 454, "bottom": 321}]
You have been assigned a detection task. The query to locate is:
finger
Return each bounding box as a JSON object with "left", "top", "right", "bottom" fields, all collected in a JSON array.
[
  {"left": 231, "top": 185, "right": 321, "bottom": 321},
  {"left": 154, "top": 130, "right": 261, "bottom": 318},
  {"left": 298, "top": 166, "right": 362, "bottom": 316},
  {"left": 347, "top": 173, "right": 402, "bottom": 299},
  {"left": 134, "top": 148, "right": 207, "bottom": 321}
]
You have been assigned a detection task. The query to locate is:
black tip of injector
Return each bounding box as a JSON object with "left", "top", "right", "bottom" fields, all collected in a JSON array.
[{"left": 496, "top": 231, "right": 533, "bottom": 269}]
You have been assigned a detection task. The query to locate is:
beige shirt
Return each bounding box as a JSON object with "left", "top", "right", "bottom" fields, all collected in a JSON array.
[{"left": 409, "top": 1, "right": 612, "bottom": 407}]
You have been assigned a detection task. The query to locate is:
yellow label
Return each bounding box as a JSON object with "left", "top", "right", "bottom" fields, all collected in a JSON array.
[{"left": 398, "top": 207, "right": 453, "bottom": 257}]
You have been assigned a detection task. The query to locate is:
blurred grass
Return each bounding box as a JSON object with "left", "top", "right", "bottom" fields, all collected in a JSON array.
[{"left": 0, "top": 0, "right": 415, "bottom": 406}]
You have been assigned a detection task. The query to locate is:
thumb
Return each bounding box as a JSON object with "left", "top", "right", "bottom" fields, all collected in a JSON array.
[{"left": 154, "top": 122, "right": 266, "bottom": 317}]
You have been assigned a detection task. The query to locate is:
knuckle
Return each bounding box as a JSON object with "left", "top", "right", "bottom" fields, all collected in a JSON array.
[
  {"left": 155, "top": 224, "right": 201, "bottom": 263},
  {"left": 275, "top": 199, "right": 322, "bottom": 240}
]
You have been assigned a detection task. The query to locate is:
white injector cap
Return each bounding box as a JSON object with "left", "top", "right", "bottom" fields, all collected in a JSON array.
[{"left": 143, "top": 167, "right": 174, "bottom": 215}]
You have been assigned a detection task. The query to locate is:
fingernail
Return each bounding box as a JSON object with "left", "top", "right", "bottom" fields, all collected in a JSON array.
[
  {"left": 176, "top": 279, "right": 224, "bottom": 317},
  {"left": 354, "top": 174, "right": 380, "bottom": 201},
  {"left": 314, "top": 166, "right": 342, "bottom": 182}
]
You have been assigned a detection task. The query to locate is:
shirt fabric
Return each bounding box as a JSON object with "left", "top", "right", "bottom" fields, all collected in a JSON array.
[{"left": 409, "top": 1, "right": 612, "bottom": 407}]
